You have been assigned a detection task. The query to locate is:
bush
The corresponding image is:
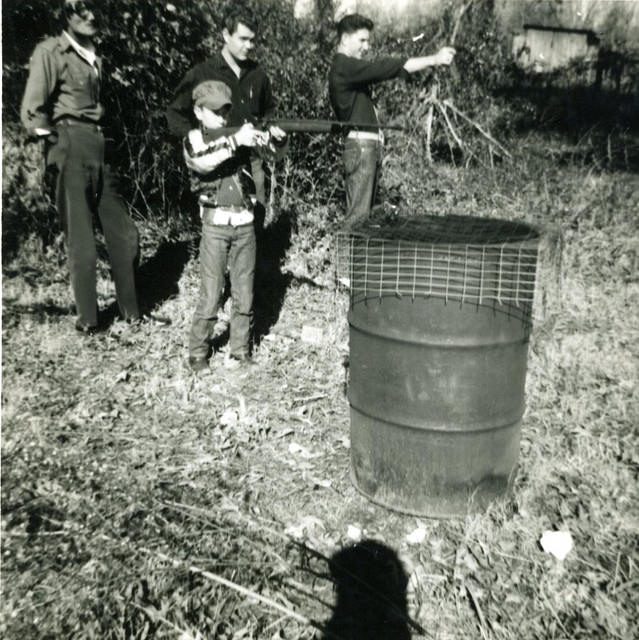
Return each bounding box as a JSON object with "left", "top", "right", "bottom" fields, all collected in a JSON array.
[{"left": 3, "top": 0, "right": 636, "bottom": 272}]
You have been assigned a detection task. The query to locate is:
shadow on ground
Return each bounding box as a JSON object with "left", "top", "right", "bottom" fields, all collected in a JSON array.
[
  {"left": 252, "top": 209, "right": 294, "bottom": 344},
  {"left": 101, "top": 239, "right": 191, "bottom": 327},
  {"left": 496, "top": 70, "right": 639, "bottom": 170},
  {"left": 322, "top": 539, "right": 418, "bottom": 640}
]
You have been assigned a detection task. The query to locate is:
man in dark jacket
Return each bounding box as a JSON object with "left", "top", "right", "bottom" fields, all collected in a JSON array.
[
  {"left": 20, "top": 0, "right": 141, "bottom": 333},
  {"left": 166, "top": 10, "right": 285, "bottom": 212},
  {"left": 329, "top": 13, "right": 456, "bottom": 227}
]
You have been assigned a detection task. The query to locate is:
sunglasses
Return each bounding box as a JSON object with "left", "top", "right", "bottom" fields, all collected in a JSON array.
[{"left": 67, "top": 1, "right": 97, "bottom": 19}]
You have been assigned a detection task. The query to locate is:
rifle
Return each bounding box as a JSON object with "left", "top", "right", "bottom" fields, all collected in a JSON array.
[
  {"left": 213, "top": 119, "right": 405, "bottom": 138},
  {"left": 258, "top": 118, "right": 405, "bottom": 134}
]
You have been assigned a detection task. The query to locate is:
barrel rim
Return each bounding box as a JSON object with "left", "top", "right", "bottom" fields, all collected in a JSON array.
[{"left": 339, "top": 213, "right": 540, "bottom": 246}]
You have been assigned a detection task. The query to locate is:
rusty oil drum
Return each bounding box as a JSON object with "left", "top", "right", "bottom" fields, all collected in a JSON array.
[{"left": 344, "top": 215, "right": 540, "bottom": 517}]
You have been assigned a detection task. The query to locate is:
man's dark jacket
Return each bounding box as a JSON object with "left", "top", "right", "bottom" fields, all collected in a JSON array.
[{"left": 166, "top": 53, "right": 276, "bottom": 137}]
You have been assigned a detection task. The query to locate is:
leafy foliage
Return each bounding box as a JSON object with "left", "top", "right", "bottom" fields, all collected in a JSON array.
[
  {"left": 2, "top": 2, "right": 638, "bottom": 638},
  {"left": 3, "top": 0, "right": 637, "bottom": 270}
]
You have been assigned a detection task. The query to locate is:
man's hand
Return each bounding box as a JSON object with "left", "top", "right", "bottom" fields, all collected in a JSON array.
[
  {"left": 435, "top": 46, "right": 456, "bottom": 66},
  {"left": 403, "top": 46, "right": 457, "bottom": 74},
  {"left": 234, "top": 123, "right": 263, "bottom": 147},
  {"left": 268, "top": 125, "right": 287, "bottom": 141}
]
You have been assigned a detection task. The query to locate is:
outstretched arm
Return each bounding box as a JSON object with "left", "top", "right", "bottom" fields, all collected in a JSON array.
[
  {"left": 403, "top": 46, "right": 456, "bottom": 73},
  {"left": 184, "top": 131, "right": 235, "bottom": 174}
]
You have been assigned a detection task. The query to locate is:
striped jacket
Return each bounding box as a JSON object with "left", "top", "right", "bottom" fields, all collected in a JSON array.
[{"left": 183, "top": 128, "right": 254, "bottom": 209}]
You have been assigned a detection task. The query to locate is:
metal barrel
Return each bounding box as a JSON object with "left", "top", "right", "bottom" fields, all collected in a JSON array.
[{"left": 342, "top": 215, "right": 540, "bottom": 518}]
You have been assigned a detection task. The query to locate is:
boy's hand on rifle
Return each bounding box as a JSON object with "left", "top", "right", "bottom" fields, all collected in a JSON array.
[{"left": 435, "top": 46, "right": 456, "bottom": 66}]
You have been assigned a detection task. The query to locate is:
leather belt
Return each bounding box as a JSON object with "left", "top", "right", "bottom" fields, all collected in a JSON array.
[
  {"left": 347, "top": 130, "right": 382, "bottom": 142},
  {"left": 200, "top": 206, "right": 254, "bottom": 227},
  {"left": 55, "top": 118, "right": 103, "bottom": 132}
]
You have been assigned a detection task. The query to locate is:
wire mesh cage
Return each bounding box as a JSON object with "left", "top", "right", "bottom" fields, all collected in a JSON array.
[
  {"left": 336, "top": 214, "right": 541, "bottom": 327},
  {"left": 339, "top": 214, "right": 544, "bottom": 516}
]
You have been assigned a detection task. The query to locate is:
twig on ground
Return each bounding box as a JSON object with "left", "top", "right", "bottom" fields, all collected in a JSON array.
[
  {"left": 466, "top": 584, "right": 490, "bottom": 640},
  {"left": 141, "top": 546, "right": 323, "bottom": 632}
]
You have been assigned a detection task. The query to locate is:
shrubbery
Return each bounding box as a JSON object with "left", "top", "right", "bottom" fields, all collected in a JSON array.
[
  {"left": 3, "top": 0, "right": 344, "bottom": 263},
  {"left": 3, "top": 0, "right": 636, "bottom": 270}
]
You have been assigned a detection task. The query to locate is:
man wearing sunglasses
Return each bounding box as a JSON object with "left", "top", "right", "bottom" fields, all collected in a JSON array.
[
  {"left": 20, "top": 0, "right": 142, "bottom": 334},
  {"left": 166, "top": 9, "right": 286, "bottom": 219}
]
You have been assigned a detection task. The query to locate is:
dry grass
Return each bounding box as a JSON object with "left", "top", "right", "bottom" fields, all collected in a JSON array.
[{"left": 2, "top": 142, "right": 638, "bottom": 638}]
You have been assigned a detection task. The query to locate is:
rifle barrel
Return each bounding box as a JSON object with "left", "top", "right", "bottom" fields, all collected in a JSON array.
[
  {"left": 266, "top": 119, "right": 405, "bottom": 133},
  {"left": 204, "top": 119, "right": 405, "bottom": 140}
]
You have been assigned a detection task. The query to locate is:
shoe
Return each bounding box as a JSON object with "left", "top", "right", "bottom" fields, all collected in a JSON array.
[
  {"left": 75, "top": 319, "right": 98, "bottom": 335},
  {"left": 127, "top": 313, "right": 172, "bottom": 327},
  {"left": 188, "top": 356, "right": 209, "bottom": 373},
  {"left": 225, "top": 353, "right": 255, "bottom": 370}
]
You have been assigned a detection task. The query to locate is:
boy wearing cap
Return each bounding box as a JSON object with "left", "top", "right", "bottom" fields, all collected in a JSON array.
[
  {"left": 167, "top": 10, "right": 286, "bottom": 217},
  {"left": 185, "top": 80, "right": 284, "bottom": 372}
]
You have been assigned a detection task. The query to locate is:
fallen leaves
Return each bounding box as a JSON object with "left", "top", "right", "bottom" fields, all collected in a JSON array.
[{"left": 284, "top": 515, "right": 325, "bottom": 541}]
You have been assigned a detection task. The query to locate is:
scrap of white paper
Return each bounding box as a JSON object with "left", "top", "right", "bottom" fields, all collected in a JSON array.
[
  {"left": 346, "top": 525, "right": 362, "bottom": 541},
  {"left": 540, "top": 530, "right": 574, "bottom": 561},
  {"left": 301, "top": 325, "right": 323, "bottom": 345},
  {"left": 406, "top": 526, "right": 427, "bottom": 545}
]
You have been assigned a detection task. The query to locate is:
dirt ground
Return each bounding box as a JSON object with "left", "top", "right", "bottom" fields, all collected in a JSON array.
[{"left": 2, "top": 160, "right": 638, "bottom": 638}]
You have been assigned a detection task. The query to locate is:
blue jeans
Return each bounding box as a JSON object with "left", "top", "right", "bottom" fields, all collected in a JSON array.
[
  {"left": 189, "top": 222, "right": 256, "bottom": 359},
  {"left": 343, "top": 138, "right": 382, "bottom": 228}
]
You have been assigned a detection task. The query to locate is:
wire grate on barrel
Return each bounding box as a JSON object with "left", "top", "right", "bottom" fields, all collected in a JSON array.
[{"left": 336, "top": 215, "right": 540, "bottom": 325}]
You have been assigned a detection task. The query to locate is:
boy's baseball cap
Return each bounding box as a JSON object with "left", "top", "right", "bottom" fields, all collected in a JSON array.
[{"left": 192, "top": 81, "right": 233, "bottom": 111}]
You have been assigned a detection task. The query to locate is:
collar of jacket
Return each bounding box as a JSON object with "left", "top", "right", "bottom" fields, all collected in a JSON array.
[
  {"left": 204, "top": 52, "right": 259, "bottom": 76},
  {"left": 58, "top": 32, "right": 101, "bottom": 72},
  {"left": 61, "top": 30, "right": 100, "bottom": 69}
]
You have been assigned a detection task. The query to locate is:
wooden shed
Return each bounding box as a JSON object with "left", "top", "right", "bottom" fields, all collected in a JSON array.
[{"left": 512, "top": 24, "right": 600, "bottom": 72}]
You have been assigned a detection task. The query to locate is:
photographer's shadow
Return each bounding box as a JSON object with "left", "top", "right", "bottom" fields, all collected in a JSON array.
[{"left": 323, "top": 540, "right": 413, "bottom": 640}]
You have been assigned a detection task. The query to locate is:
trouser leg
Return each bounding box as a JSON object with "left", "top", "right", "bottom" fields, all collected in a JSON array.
[
  {"left": 250, "top": 155, "right": 266, "bottom": 218},
  {"left": 97, "top": 164, "right": 140, "bottom": 320},
  {"left": 343, "top": 139, "right": 380, "bottom": 228},
  {"left": 228, "top": 224, "right": 256, "bottom": 358},
  {"left": 56, "top": 146, "right": 99, "bottom": 328},
  {"left": 189, "top": 224, "right": 229, "bottom": 359}
]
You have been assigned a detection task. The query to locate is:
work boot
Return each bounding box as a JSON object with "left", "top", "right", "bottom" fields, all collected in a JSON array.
[
  {"left": 188, "top": 356, "right": 209, "bottom": 373},
  {"left": 75, "top": 319, "right": 98, "bottom": 335},
  {"left": 225, "top": 353, "right": 256, "bottom": 370}
]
